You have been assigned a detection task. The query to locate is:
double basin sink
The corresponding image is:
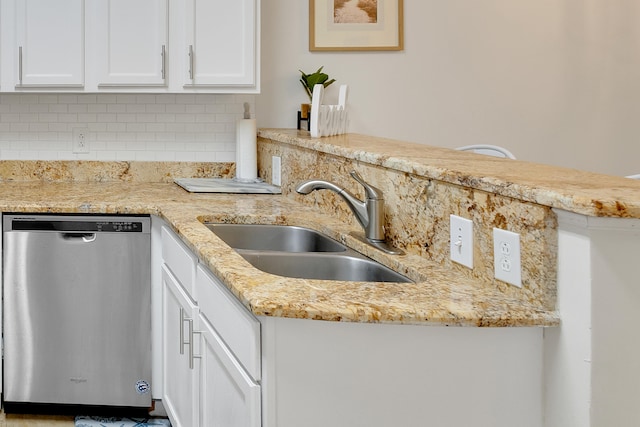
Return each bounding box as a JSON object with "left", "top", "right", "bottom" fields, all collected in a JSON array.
[{"left": 205, "top": 223, "right": 411, "bottom": 283}]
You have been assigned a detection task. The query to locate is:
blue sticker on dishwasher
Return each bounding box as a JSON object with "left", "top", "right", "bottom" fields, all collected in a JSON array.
[{"left": 136, "top": 380, "right": 150, "bottom": 394}]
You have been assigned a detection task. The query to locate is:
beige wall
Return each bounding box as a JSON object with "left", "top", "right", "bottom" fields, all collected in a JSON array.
[{"left": 256, "top": 1, "right": 640, "bottom": 176}]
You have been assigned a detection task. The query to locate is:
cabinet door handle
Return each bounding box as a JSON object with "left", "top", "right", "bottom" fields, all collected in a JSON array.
[
  {"left": 18, "top": 46, "right": 23, "bottom": 85},
  {"left": 179, "top": 307, "right": 191, "bottom": 355},
  {"left": 161, "top": 44, "right": 166, "bottom": 80},
  {"left": 189, "top": 330, "right": 201, "bottom": 370},
  {"left": 188, "top": 44, "right": 194, "bottom": 80}
]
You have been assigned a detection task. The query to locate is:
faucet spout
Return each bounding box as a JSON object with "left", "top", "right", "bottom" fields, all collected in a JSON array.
[
  {"left": 295, "top": 179, "right": 369, "bottom": 232},
  {"left": 295, "top": 170, "right": 405, "bottom": 257}
]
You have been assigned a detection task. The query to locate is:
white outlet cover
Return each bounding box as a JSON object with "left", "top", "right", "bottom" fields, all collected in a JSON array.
[
  {"left": 72, "top": 127, "right": 89, "bottom": 154},
  {"left": 493, "top": 228, "right": 522, "bottom": 287},
  {"left": 450, "top": 215, "right": 473, "bottom": 268}
]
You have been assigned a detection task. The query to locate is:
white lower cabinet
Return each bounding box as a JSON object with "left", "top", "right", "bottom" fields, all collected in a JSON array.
[
  {"left": 161, "top": 225, "right": 261, "bottom": 427},
  {"left": 260, "top": 316, "right": 544, "bottom": 427},
  {"left": 159, "top": 223, "right": 542, "bottom": 427},
  {"left": 198, "top": 314, "right": 261, "bottom": 427},
  {"left": 162, "top": 265, "right": 199, "bottom": 427}
]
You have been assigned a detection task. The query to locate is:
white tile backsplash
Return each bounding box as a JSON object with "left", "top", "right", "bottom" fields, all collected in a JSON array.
[{"left": 0, "top": 93, "right": 255, "bottom": 161}]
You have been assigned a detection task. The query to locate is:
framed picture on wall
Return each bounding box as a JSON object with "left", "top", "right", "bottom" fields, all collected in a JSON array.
[{"left": 309, "top": 0, "right": 404, "bottom": 51}]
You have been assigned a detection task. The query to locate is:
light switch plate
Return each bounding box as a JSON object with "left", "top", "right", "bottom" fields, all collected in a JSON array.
[
  {"left": 450, "top": 215, "right": 473, "bottom": 268},
  {"left": 272, "top": 156, "right": 281, "bottom": 186},
  {"left": 493, "top": 228, "right": 522, "bottom": 287}
]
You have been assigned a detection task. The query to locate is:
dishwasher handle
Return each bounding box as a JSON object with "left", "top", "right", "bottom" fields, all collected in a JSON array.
[{"left": 62, "top": 233, "right": 97, "bottom": 243}]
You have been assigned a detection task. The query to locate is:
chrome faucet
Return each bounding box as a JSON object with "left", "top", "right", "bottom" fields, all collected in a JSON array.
[{"left": 296, "top": 170, "right": 403, "bottom": 255}]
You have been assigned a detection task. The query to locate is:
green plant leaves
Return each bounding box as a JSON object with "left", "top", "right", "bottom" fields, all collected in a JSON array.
[{"left": 299, "top": 66, "right": 336, "bottom": 101}]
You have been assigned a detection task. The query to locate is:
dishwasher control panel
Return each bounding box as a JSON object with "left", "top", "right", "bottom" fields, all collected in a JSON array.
[{"left": 3, "top": 214, "right": 150, "bottom": 233}]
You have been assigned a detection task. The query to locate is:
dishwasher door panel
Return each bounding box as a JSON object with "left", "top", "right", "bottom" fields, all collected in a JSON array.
[{"left": 3, "top": 229, "right": 151, "bottom": 407}]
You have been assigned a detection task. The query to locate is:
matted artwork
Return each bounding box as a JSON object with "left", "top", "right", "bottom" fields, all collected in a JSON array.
[{"left": 309, "top": 0, "right": 404, "bottom": 51}]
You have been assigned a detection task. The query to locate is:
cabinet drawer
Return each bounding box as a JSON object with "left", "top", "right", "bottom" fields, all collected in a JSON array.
[
  {"left": 196, "top": 264, "right": 260, "bottom": 381},
  {"left": 199, "top": 314, "right": 261, "bottom": 427},
  {"left": 162, "top": 226, "right": 197, "bottom": 296}
]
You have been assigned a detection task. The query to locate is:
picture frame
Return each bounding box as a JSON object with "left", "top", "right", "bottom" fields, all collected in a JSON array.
[{"left": 309, "top": 0, "right": 404, "bottom": 51}]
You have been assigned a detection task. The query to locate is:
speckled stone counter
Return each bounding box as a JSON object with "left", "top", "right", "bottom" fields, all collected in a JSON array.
[
  {"left": 7, "top": 127, "right": 622, "bottom": 328},
  {"left": 0, "top": 180, "right": 556, "bottom": 327},
  {"left": 251, "top": 129, "right": 640, "bottom": 328}
]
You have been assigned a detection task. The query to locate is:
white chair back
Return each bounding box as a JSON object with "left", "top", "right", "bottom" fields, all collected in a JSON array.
[
  {"left": 456, "top": 144, "right": 516, "bottom": 159},
  {"left": 626, "top": 174, "right": 640, "bottom": 179}
]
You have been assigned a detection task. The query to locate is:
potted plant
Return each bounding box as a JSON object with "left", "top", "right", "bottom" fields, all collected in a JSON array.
[{"left": 299, "top": 66, "right": 336, "bottom": 119}]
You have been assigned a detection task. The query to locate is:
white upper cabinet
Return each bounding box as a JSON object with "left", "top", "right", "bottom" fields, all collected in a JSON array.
[
  {"left": 15, "top": 0, "right": 85, "bottom": 88},
  {"left": 92, "top": 0, "right": 168, "bottom": 88},
  {"left": 180, "top": 0, "right": 257, "bottom": 89},
  {"left": 0, "top": 0, "right": 259, "bottom": 93}
]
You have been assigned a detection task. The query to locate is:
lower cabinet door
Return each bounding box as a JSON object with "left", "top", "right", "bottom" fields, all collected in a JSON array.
[
  {"left": 162, "top": 265, "right": 200, "bottom": 427},
  {"left": 199, "top": 313, "right": 261, "bottom": 427}
]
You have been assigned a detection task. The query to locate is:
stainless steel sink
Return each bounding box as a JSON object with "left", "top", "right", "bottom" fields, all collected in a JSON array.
[
  {"left": 237, "top": 252, "right": 411, "bottom": 283},
  {"left": 206, "top": 224, "right": 347, "bottom": 252},
  {"left": 204, "top": 223, "right": 412, "bottom": 283}
]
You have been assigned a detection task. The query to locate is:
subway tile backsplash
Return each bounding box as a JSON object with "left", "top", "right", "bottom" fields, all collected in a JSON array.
[{"left": 0, "top": 93, "right": 255, "bottom": 161}]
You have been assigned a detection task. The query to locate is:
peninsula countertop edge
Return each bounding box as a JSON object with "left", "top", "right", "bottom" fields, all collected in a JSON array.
[{"left": 258, "top": 129, "right": 640, "bottom": 219}]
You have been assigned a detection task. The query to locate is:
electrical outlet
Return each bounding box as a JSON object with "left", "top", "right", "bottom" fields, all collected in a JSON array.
[
  {"left": 450, "top": 215, "right": 473, "bottom": 268},
  {"left": 272, "top": 156, "right": 281, "bottom": 186},
  {"left": 72, "top": 127, "right": 89, "bottom": 154},
  {"left": 493, "top": 228, "right": 522, "bottom": 287}
]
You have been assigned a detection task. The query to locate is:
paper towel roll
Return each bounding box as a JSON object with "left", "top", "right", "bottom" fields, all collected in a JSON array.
[{"left": 235, "top": 118, "right": 257, "bottom": 182}]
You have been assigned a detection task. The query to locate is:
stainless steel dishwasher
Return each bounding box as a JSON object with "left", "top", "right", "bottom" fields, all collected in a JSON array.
[{"left": 3, "top": 214, "right": 152, "bottom": 410}]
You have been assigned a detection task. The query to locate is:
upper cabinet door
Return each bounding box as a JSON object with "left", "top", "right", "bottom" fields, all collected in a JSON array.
[
  {"left": 93, "top": 0, "right": 168, "bottom": 87},
  {"left": 0, "top": 0, "right": 259, "bottom": 93},
  {"left": 183, "top": 0, "right": 256, "bottom": 88},
  {"left": 15, "top": 0, "right": 85, "bottom": 88}
]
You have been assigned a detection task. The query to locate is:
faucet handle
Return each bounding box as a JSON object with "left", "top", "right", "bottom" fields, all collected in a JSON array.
[{"left": 350, "top": 170, "right": 383, "bottom": 200}]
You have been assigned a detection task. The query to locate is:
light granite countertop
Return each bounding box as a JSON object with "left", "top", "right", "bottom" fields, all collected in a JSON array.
[
  {"left": 0, "top": 181, "right": 557, "bottom": 327},
  {"left": 258, "top": 129, "right": 640, "bottom": 218}
]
